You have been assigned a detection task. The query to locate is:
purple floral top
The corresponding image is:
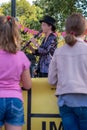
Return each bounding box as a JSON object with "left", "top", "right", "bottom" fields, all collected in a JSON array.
[{"left": 35, "top": 33, "right": 58, "bottom": 73}]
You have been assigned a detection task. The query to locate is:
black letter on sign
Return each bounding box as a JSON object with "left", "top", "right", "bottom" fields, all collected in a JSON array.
[
  {"left": 42, "top": 121, "right": 46, "bottom": 130},
  {"left": 50, "top": 122, "right": 57, "bottom": 130},
  {"left": 50, "top": 121, "right": 63, "bottom": 130}
]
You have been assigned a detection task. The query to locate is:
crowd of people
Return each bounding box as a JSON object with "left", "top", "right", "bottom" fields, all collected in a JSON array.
[{"left": 0, "top": 13, "right": 87, "bottom": 130}]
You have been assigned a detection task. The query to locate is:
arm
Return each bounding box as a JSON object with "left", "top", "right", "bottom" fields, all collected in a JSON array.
[
  {"left": 28, "top": 44, "right": 35, "bottom": 54},
  {"left": 21, "top": 69, "right": 32, "bottom": 90},
  {"left": 28, "top": 44, "right": 40, "bottom": 56},
  {"left": 37, "top": 36, "right": 58, "bottom": 56},
  {"left": 21, "top": 52, "right": 32, "bottom": 90},
  {"left": 29, "top": 35, "right": 58, "bottom": 56},
  {"left": 48, "top": 50, "right": 58, "bottom": 85}
]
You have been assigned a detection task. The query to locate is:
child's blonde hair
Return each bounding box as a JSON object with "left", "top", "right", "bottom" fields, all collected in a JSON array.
[{"left": 0, "top": 16, "right": 21, "bottom": 53}]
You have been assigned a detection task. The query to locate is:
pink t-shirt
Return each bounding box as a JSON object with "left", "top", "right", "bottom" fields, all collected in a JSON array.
[{"left": 0, "top": 50, "right": 31, "bottom": 101}]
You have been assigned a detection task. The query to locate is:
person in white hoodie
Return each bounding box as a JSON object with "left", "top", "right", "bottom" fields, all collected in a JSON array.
[{"left": 48, "top": 13, "right": 87, "bottom": 130}]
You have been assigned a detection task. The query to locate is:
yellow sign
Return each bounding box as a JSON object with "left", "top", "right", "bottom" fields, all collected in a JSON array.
[
  {"left": 31, "top": 118, "right": 62, "bottom": 130},
  {"left": 27, "top": 78, "right": 63, "bottom": 130}
]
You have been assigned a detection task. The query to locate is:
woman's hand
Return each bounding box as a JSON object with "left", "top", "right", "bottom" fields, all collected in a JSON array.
[
  {"left": 30, "top": 38, "right": 39, "bottom": 48},
  {"left": 28, "top": 44, "right": 35, "bottom": 54}
]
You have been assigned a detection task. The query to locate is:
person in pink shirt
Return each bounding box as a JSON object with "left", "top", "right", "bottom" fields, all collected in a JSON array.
[{"left": 0, "top": 16, "right": 32, "bottom": 130}]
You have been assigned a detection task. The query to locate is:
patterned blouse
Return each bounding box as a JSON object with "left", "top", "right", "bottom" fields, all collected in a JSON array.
[{"left": 35, "top": 33, "right": 58, "bottom": 73}]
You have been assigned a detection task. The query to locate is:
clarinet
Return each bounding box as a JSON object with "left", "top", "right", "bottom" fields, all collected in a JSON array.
[{"left": 21, "top": 30, "right": 42, "bottom": 51}]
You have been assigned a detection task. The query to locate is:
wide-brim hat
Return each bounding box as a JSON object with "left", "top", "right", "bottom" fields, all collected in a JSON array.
[{"left": 39, "top": 15, "right": 56, "bottom": 32}]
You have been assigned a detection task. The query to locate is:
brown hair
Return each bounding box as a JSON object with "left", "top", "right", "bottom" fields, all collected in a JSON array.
[
  {"left": 0, "top": 16, "right": 21, "bottom": 53},
  {"left": 65, "top": 13, "right": 86, "bottom": 46}
]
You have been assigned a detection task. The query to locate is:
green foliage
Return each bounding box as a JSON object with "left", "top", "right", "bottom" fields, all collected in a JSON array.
[
  {"left": 1, "top": 2, "right": 11, "bottom": 16},
  {"left": 76, "top": 0, "right": 87, "bottom": 17},
  {"left": 0, "top": 0, "right": 87, "bottom": 51},
  {"left": 16, "top": 0, "right": 42, "bottom": 30},
  {"left": 33, "top": 0, "right": 86, "bottom": 31},
  {"left": 0, "top": 7, "right": 4, "bottom": 15},
  {"left": 1, "top": 0, "right": 87, "bottom": 31},
  {"left": 0, "top": 0, "right": 43, "bottom": 30},
  {"left": 0, "top": 0, "right": 44, "bottom": 50}
]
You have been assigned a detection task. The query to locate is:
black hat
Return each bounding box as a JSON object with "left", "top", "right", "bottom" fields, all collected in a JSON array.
[{"left": 39, "top": 15, "right": 56, "bottom": 32}]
